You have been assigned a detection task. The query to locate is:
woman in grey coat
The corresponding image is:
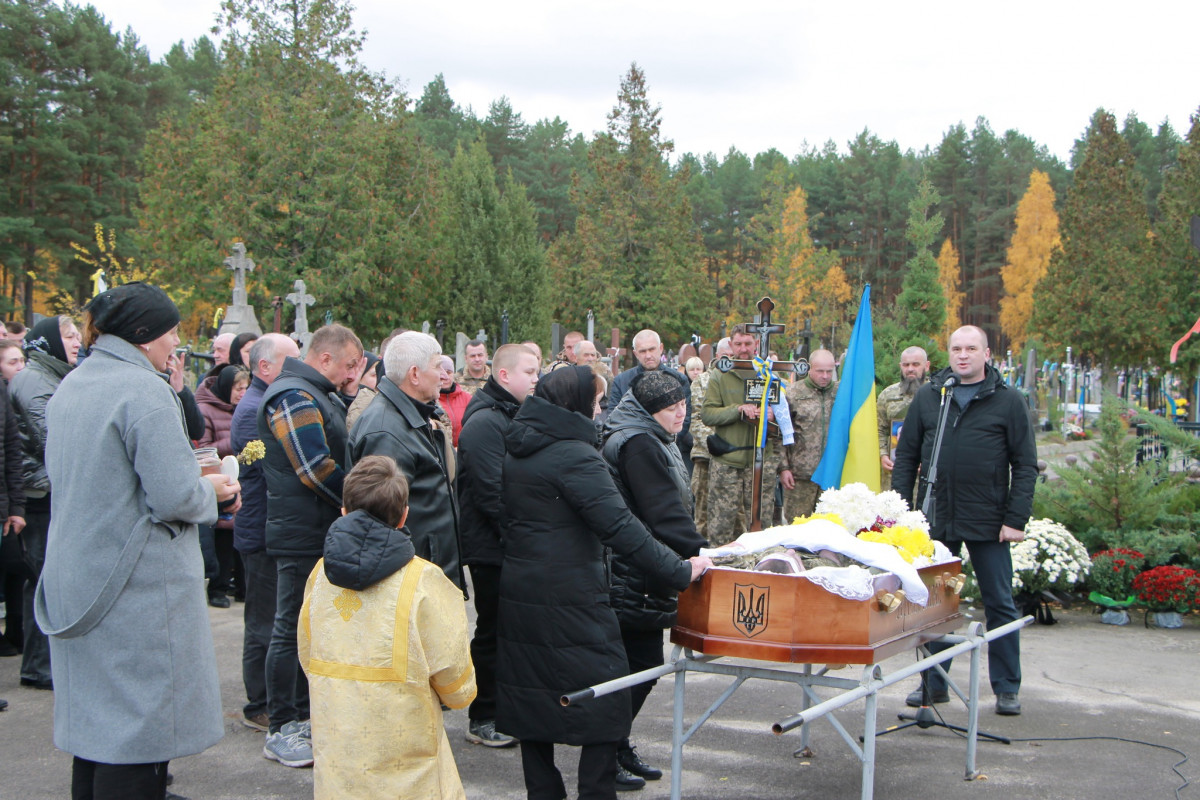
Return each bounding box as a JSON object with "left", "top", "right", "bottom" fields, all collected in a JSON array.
[{"left": 34, "top": 283, "right": 241, "bottom": 800}]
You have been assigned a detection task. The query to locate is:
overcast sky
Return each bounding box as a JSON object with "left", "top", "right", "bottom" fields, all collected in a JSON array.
[{"left": 86, "top": 0, "right": 1198, "bottom": 163}]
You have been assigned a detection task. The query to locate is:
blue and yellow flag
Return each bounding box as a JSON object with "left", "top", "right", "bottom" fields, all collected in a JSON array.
[{"left": 812, "top": 285, "right": 879, "bottom": 491}]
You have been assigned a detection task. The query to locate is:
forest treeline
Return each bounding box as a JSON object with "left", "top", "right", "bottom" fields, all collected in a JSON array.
[{"left": 2, "top": 0, "right": 1198, "bottom": 385}]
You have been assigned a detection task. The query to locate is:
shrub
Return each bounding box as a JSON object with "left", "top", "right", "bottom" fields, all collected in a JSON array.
[
  {"left": 1087, "top": 548, "right": 1146, "bottom": 601},
  {"left": 1131, "top": 565, "right": 1200, "bottom": 613}
]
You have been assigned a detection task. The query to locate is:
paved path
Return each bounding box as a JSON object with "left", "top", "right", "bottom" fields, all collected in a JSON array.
[{"left": 2, "top": 598, "right": 1197, "bottom": 799}]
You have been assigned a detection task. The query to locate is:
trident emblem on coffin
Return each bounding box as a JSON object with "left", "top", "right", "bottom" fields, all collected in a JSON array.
[{"left": 733, "top": 583, "right": 770, "bottom": 638}]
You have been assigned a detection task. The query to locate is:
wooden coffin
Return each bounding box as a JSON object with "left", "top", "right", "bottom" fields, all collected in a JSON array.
[{"left": 671, "top": 560, "right": 964, "bottom": 664}]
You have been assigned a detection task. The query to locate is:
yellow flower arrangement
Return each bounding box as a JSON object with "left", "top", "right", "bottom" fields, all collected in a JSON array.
[
  {"left": 792, "top": 511, "right": 847, "bottom": 529},
  {"left": 858, "top": 526, "right": 934, "bottom": 564},
  {"left": 237, "top": 440, "right": 267, "bottom": 465}
]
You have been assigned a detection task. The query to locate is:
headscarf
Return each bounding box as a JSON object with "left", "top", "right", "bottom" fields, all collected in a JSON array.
[
  {"left": 84, "top": 282, "right": 180, "bottom": 345},
  {"left": 228, "top": 332, "right": 259, "bottom": 367},
  {"left": 26, "top": 316, "right": 70, "bottom": 365},
  {"left": 535, "top": 365, "right": 598, "bottom": 418},
  {"left": 213, "top": 364, "right": 243, "bottom": 404}
]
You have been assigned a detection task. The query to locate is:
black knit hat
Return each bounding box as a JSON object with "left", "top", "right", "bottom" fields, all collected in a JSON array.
[
  {"left": 632, "top": 370, "right": 686, "bottom": 414},
  {"left": 85, "top": 282, "right": 180, "bottom": 345}
]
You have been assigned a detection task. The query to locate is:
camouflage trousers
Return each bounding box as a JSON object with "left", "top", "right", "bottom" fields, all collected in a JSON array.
[
  {"left": 706, "top": 446, "right": 782, "bottom": 547},
  {"left": 691, "top": 457, "right": 711, "bottom": 541},
  {"left": 783, "top": 478, "right": 821, "bottom": 522},
  {"left": 880, "top": 464, "right": 892, "bottom": 493}
]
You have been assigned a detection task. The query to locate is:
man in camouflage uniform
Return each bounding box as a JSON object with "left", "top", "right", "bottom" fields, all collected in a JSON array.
[
  {"left": 877, "top": 346, "right": 929, "bottom": 492},
  {"left": 455, "top": 339, "right": 491, "bottom": 395},
  {"left": 701, "top": 326, "right": 783, "bottom": 546},
  {"left": 781, "top": 349, "right": 838, "bottom": 519},
  {"left": 688, "top": 337, "right": 731, "bottom": 540}
]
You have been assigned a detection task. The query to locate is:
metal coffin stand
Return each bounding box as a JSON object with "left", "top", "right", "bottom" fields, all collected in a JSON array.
[{"left": 562, "top": 563, "right": 1032, "bottom": 800}]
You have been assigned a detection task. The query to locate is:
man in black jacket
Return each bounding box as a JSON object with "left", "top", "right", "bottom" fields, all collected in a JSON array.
[
  {"left": 456, "top": 343, "right": 541, "bottom": 749},
  {"left": 347, "top": 331, "right": 462, "bottom": 589},
  {"left": 892, "top": 326, "right": 1037, "bottom": 716}
]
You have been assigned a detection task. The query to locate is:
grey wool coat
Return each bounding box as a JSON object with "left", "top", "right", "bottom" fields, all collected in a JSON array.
[{"left": 35, "top": 334, "right": 223, "bottom": 764}]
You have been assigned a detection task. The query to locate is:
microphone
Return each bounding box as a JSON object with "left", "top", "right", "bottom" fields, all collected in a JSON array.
[{"left": 942, "top": 375, "right": 958, "bottom": 388}]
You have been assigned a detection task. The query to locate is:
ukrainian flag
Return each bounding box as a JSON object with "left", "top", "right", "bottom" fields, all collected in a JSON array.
[{"left": 812, "top": 285, "right": 879, "bottom": 492}]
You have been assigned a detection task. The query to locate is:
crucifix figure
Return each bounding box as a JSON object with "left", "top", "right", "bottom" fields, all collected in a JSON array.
[
  {"left": 224, "top": 243, "right": 255, "bottom": 307},
  {"left": 287, "top": 279, "right": 315, "bottom": 355},
  {"left": 714, "top": 297, "right": 808, "bottom": 532},
  {"left": 586, "top": 309, "right": 595, "bottom": 343}
]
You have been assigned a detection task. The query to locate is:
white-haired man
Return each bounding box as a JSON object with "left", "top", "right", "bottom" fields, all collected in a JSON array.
[
  {"left": 609, "top": 329, "right": 691, "bottom": 462},
  {"left": 348, "top": 331, "right": 462, "bottom": 589}
]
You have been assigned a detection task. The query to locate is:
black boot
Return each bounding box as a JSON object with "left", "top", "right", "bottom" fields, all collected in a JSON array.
[{"left": 618, "top": 742, "right": 662, "bottom": 781}]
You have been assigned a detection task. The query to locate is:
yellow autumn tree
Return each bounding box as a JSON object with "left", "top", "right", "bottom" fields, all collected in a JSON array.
[
  {"left": 935, "top": 239, "right": 964, "bottom": 348},
  {"left": 748, "top": 183, "right": 855, "bottom": 348},
  {"left": 1001, "top": 170, "right": 1060, "bottom": 354}
]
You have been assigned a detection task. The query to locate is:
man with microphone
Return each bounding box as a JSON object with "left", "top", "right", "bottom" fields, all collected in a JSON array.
[{"left": 891, "top": 326, "right": 1038, "bottom": 716}]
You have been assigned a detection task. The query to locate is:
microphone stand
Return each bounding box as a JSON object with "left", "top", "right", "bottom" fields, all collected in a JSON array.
[{"left": 919, "top": 379, "right": 956, "bottom": 529}]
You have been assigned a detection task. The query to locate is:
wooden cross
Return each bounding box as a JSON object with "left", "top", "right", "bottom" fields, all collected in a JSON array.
[
  {"left": 715, "top": 297, "right": 810, "bottom": 532},
  {"left": 224, "top": 243, "right": 255, "bottom": 307},
  {"left": 607, "top": 327, "right": 626, "bottom": 370}
]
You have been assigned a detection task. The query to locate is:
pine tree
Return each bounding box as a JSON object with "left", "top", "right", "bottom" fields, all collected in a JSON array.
[
  {"left": 896, "top": 178, "right": 946, "bottom": 342},
  {"left": 546, "top": 64, "right": 713, "bottom": 344},
  {"left": 999, "top": 170, "right": 1060, "bottom": 354},
  {"left": 935, "top": 238, "right": 964, "bottom": 348},
  {"left": 1033, "top": 111, "right": 1163, "bottom": 367},
  {"left": 1157, "top": 108, "right": 1200, "bottom": 386}
]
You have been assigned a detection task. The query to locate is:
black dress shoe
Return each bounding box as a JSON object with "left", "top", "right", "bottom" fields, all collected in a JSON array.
[
  {"left": 208, "top": 595, "right": 231, "bottom": 609},
  {"left": 614, "top": 764, "right": 645, "bottom": 791},
  {"left": 618, "top": 745, "right": 663, "bottom": 780},
  {"left": 0, "top": 697, "right": 8, "bottom": 711},
  {"left": 20, "top": 677, "right": 53, "bottom": 690},
  {"left": 0, "top": 637, "right": 19, "bottom": 657},
  {"left": 905, "top": 686, "right": 949, "bottom": 707}
]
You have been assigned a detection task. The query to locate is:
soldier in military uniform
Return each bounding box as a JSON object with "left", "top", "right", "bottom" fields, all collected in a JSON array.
[
  {"left": 688, "top": 338, "right": 731, "bottom": 540},
  {"left": 701, "top": 326, "right": 782, "bottom": 545},
  {"left": 781, "top": 349, "right": 838, "bottom": 519},
  {"left": 876, "top": 346, "right": 929, "bottom": 492},
  {"left": 455, "top": 339, "right": 491, "bottom": 395}
]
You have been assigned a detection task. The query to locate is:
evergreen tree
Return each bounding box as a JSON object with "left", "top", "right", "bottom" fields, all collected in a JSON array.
[
  {"left": 441, "top": 139, "right": 548, "bottom": 344},
  {"left": 414, "top": 74, "right": 480, "bottom": 162},
  {"left": 1033, "top": 110, "right": 1163, "bottom": 367},
  {"left": 510, "top": 116, "right": 587, "bottom": 242},
  {"left": 896, "top": 178, "right": 946, "bottom": 343},
  {"left": 935, "top": 238, "right": 964, "bottom": 348},
  {"left": 1157, "top": 109, "right": 1200, "bottom": 387},
  {"left": 136, "top": 0, "right": 444, "bottom": 342},
  {"left": 481, "top": 96, "right": 528, "bottom": 176},
  {"left": 546, "top": 64, "right": 713, "bottom": 344},
  {"left": 999, "top": 170, "right": 1059, "bottom": 354}
]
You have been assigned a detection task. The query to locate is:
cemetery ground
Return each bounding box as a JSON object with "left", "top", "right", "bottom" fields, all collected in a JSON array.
[{"left": 2, "top": 576, "right": 1196, "bottom": 800}]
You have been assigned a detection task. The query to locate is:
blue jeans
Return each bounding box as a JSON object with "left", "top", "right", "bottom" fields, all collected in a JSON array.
[{"left": 265, "top": 554, "right": 318, "bottom": 733}]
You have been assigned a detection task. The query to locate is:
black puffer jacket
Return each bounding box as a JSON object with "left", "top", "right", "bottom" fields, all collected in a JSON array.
[
  {"left": 323, "top": 509, "right": 416, "bottom": 590},
  {"left": 602, "top": 394, "right": 707, "bottom": 630},
  {"left": 347, "top": 378, "right": 462, "bottom": 589},
  {"left": 496, "top": 395, "right": 692, "bottom": 746},
  {"left": 892, "top": 365, "right": 1038, "bottom": 542},
  {"left": 457, "top": 377, "right": 522, "bottom": 568}
]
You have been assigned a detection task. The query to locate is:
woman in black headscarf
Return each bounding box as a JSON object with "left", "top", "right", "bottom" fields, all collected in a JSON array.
[
  {"left": 496, "top": 366, "right": 710, "bottom": 800},
  {"left": 228, "top": 332, "right": 259, "bottom": 368},
  {"left": 7, "top": 315, "right": 82, "bottom": 685}
]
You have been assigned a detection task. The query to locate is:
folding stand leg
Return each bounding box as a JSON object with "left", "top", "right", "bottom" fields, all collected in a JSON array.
[
  {"left": 860, "top": 684, "right": 878, "bottom": 800},
  {"left": 670, "top": 663, "right": 687, "bottom": 800},
  {"left": 965, "top": 629, "right": 982, "bottom": 779}
]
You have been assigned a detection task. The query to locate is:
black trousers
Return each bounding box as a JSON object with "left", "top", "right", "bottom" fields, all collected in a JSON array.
[
  {"left": 924, "top": 539, "right": 1021, "bottom": 694},
  {"left": 620, "top": 627, "right": 665, "bottom": 726},
  {"left": 1, "top": 527, "right": 28, "bottom": 646},
  {"left": 71, "top": 757, "right": 169, "bottom": 800},
  {"left": 468, "top": 564, "right": 502, "bottom": 721},
  {"left": 520, "top": 740, "right": 618, "bottom": 800},
  {"left": 20, "top": 509, "right": 52, "bottom": 682},
  {"left": 241, "top": 549, "right": 277, "bottom": 717}
]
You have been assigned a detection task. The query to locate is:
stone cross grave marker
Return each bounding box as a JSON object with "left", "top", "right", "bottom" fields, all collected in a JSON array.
[
  {"left": 287, "top": 279, "right": 315, "bottom": 355},
  {"left": 218, "top": 242, "right": 263, "bottom": 336}
]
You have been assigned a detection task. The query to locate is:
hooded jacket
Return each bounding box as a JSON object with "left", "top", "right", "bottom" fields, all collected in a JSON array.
[
  {"left": 456, "top": 377, "right": 522, "bottom": 568},
  {"left": 299, "top": 510, "right": 474, "bottom": 800},
  {"left": 195, "top": 374, "right": 236, "bottom": 458},
  {"left": 602, "top": 394, "right": 707, "bottom": 630},
  {"left": 495, "top": 395, "right": 692, "bottom": 745},
  {"left": 10, "top": 349, "right": 71, "bottom": 499},
  {"left": 892, "top": 364, "right": 1038, "bottom": 542}
]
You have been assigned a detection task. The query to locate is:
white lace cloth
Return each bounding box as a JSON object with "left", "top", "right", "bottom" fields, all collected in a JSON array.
[
  {"left": 800, "top": 566, "right": 877, "bottom": 602},
  {"left": 700, "top": 520, "right": 956, "bottom": 606}
]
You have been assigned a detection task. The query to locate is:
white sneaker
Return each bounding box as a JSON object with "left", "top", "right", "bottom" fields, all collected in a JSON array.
[{"left": 263, "top": 721, "right": 313, "bottom": 768}]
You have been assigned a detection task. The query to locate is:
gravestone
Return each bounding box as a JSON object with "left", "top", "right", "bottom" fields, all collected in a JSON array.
[
  {"left": 218, "top": 243, "right": 264, "bottom": 336},
  {"left": 286, "top": 279, "right": 315, "bottom": 355},
  {"left": 551, "top": 323, "right": 563, "bottom": 359},
  {"left": 586, "top": 309, "right": 595, "bottom": 342},
  {"left": 421, "top": 320, "right": 431, "bottom": 335},
  {"left": 455, "top": 332, "right": 469, "bottom": 372}
]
